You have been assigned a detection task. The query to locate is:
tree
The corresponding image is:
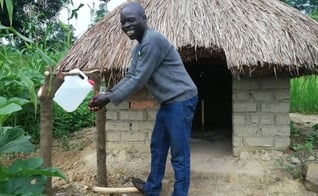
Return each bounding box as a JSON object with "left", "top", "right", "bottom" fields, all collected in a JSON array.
[
  {"left": 0, "top": 0, "right": 70, "bottom": 34},
  {"left": 0, "top": 0, "right": 76, "bottom": 50},
  {"left": 94, "top": 1, "right": 109, "bottom": 23},
  {"left": 310, "top": 8, "right": 318, "bottom": 20},
  {"left": 280, "top": 0, "right": 318, "bottom": 15}
]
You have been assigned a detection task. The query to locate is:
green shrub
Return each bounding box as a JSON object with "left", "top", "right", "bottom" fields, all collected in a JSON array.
[{"left": 0, "top": 94, "right": 66, "bottom": 195}]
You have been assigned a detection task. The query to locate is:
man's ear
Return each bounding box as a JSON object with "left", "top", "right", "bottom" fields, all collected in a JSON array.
[{"left": 143, "top": 14, "right": 147, "bottom": 22}]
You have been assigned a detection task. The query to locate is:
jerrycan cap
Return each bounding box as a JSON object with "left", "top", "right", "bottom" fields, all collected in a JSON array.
[{"left": 88, "top": 79, "right": 95, "bottom": 86}]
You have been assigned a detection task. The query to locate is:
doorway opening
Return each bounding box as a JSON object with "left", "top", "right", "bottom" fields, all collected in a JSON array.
[{"left": 185, "top": 56, "right": 232, "bottom": 146}]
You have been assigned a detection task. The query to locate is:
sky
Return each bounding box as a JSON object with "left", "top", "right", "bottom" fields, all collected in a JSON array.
[{"left": 59, "top": 0, "right": 127, "bottom": 37}]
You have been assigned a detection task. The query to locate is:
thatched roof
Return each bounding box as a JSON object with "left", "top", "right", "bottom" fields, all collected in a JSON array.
[{"left": 57, "top": 0, "right": 318, "bottom": 78}]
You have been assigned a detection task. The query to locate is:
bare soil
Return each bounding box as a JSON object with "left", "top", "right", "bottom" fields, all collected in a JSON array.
[{"left": 51, "top": 113, "right": 318, "bottom": 196}]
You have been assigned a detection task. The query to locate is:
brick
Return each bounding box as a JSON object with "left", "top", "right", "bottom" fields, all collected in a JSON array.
[
  {"left": 275, "top": 114, "right": 290, "bottom": 125},
  {"left": 277, "top": 126, "right": 290, "bottom": 136},
  {"left": 274, "top": 137, "right": 291, "bottom": 148},
  {"left": 146, "top": 131, "right": 152, "bottom": 141},
  {"left": 260, "top": 115, "right": 275, "bottom": 125},
  {"left": 233, "top": 79, "right": 259, "bottom": 90},
  {"left": 131, "top": 121, "right": 154, "bottom": 131},
  {"left": 232, "top": 136, "right": 244, "bottom": 147},
  {"left": 233, "top": 127, "right": 259, "bottom": 137},
  {"left": 106, "top": 131, "right": 121, "bottom": 142},
  {"left": 106, "top": 121, "right": 130, "bottom": 131},
  {"left": 261, "top": 78, "right": 289, "bottom": 89},
  {"left": 251, "top": 115, "right": 260, "bottom": 124},
  {"left": 130, "top": 89, "right": 153, "bottom": 100},
  {"left": 106, "top": 111, "right": 118, "bottom": 120},
  {"left": 261, "top": 103, "right": 289, "bottom": 113},
  {"left": 232, "top": 92, "right": 251, "bottom": 101},
  {"left": 119, "top": 111, "right": 145, "bottom": 120},
  {"left": 130, "top": 101, "right": 155, "bottom": 109},
  {"left": 106, "top": 101, "right": 130, "bottom": 110},
  {"left": 147, "top": 111, "right": 157, "bottom": 121},
  {"left": 261, "top": 127, "right": 278, "bottom": 136},
  {"left": 245, "top": 137, "right": 274, "bottom": 147},
  {"left": 121, "top": 131, "right": 145, "bottom": 142},
  {"left": 232, "top": 115, "right": 245, "bottom": 125},
  {"left": 233, "top": 103, "right": 257, "bottom": 112},
  {"left": 249, "top": 114, "right": 275, "bottom": 125},
  {"left": 261, "top": 126, "right": 290, "bottom": 136},
  {"left": 274, "top": 89, "right": 290, "bottom": 101},
  {"left": 253, "top": 91, "right": 274, "bottom": 102}
]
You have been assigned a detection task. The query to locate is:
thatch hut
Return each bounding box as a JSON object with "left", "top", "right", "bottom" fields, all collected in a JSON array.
[{"left": 56, "top": 0, "right": 318, "bottom": 156}]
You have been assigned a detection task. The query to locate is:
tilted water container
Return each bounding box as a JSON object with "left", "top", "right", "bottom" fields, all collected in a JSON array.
[{"left": 53, "top": 69, "right": 94, "bottom": 112}]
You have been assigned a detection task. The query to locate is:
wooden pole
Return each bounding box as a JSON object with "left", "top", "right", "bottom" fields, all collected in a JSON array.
[
  {"left": 90, "top": 73, "right": 107, "bottom": 186},
  {"left": 39, "top": 97, "right": 53, "bottom": 195},
  {"left": 38, "top": 69, "right": 101, "bottom": 195},
  {"left": 38, "top": 71, "right": 64, "bottom": 196},
  {"left": 85, "top": 186, "right": 139, "bottom": 193},
  {"left": 96, "top": 107, "right": 107, "bottom": 186}
]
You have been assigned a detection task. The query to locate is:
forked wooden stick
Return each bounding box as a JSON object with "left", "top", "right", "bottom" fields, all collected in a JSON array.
[{"left": 85, "top": 186, "right": 139, "bottom": 193}]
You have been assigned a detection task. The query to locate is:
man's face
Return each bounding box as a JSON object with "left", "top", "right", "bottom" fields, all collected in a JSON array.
[{"left": 120, "top": 7, "right": 146, "bottom": 42}]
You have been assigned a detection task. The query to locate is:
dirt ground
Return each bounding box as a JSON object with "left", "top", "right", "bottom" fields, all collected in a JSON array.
[{"left": 51, "top": 113, "right": 318, "bottom": 196}]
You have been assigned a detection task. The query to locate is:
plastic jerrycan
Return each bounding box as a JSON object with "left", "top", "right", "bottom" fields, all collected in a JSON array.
[{"left": 53, "top": 69, "right": 94, "bottom": 112}]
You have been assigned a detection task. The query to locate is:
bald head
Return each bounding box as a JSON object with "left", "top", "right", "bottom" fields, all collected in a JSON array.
[{"left": 121, "top": 2, "right": 145, "bottom": 17}]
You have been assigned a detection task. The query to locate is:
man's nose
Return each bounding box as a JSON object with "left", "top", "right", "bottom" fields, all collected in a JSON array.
[{"left": 122, "top": 22, "right": 130, "bottom": 29}]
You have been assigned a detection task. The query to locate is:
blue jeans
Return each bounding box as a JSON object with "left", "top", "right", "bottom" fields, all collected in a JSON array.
[{"left": 144, "top": 96, "right": 198, "bottom": 196}]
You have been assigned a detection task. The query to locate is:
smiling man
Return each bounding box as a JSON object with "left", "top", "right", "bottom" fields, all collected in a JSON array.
[{"left": 88, "top": 2, "right": 198, "bottom": 196}]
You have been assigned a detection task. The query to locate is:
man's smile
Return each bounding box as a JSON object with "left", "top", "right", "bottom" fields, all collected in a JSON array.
[{"left": 126, "top": 30, "right": 135, "bottom": 36}]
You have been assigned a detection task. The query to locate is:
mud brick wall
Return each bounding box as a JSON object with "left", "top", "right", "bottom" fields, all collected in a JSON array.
[
  {"left": 232, "top": 76, "right": 291, "bottom": 156},
  {"left": 104, "top": 76, "right": 291, "bottom": 156},
  {"left": 105, "top": 89, "right": 157, "bottom": 153}
]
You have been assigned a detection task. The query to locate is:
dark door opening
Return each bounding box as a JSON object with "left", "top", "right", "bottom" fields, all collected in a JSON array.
[{"left": 185, "top": 56, "right": 232, "bottom": 142}]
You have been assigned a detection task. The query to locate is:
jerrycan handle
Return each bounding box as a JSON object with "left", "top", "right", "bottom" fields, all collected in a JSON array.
[{"left": 69, "top": 68, "right": 88, "bottom": 80}]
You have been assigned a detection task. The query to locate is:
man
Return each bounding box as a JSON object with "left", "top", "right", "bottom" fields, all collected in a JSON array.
[{"left": 88, "top": 2, "right": 198, "bottom": 196}]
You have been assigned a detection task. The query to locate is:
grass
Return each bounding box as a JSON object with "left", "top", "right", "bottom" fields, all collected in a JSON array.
[{"left": 290, "top": 75, "right": 318, "bottom": 114}]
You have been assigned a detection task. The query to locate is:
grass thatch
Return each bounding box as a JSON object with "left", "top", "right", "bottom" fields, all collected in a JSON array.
[{"left": 57, "top": 0, "right": 318, "bottom": 79}]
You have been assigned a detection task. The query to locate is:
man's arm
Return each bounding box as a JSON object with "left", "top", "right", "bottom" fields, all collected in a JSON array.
[{"left": 107, "top": 42, "right": 162, "bottom": 105}]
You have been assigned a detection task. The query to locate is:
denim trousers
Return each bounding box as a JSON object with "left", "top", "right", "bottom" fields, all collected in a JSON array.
[{"left": 144, "top": 96, "right": 198, "bottom": 196}]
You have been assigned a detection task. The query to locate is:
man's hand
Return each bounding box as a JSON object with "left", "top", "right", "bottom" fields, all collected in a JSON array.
[{"left": 88, "top": 92, "right": 111, "bottom": 112}]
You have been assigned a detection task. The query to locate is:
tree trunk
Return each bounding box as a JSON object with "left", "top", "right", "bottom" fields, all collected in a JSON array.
[
  {"left": 96, "top": 108, "right": 107, "bottom": 186},
  {"left": 91, "top": 73, "right": 107, "bottom": 186},
  {"left": 39, "top": 97, "right": 53, "bottom": 195},
  {"left": 38, "top": 71, "right": 64, "bottom": 196}
]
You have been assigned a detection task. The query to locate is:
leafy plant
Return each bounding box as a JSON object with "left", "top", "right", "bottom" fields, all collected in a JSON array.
[
  {"left": 0, "top": 127, "right": 67, "bottom": 195},
  {"left": 0, "top": 95, "right": 66, "bottom": 195},
  {"left": 274, "top": 159, "right": 305, "bottom": 179},
  {"left": 290, "top": 121, "right": 318, "bottom": 153},
  {"left": 304, "top": 142, "right": 314, "bottom": 153},
  {"left": 304, "top": 124, "right": 318, "bottom": 152},
  {"left": 291, "top": 143, "right": 304, "bottom": 152},
  {"left": 290, "top": 121, "right": 299, "bottom": 136},
  {"left": 0, "top": 96, "right": 30, "bottom": 127},
  {"left": 0, "top": 126, "right": 34, "bottom": 154}
]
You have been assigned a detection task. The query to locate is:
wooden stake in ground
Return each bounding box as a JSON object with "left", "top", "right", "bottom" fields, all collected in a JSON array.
[
  {"left": 38, "top": 70, "right": 64, "bottom": 196},
  {"left": 38, "top": 69, "right": 103, "bottom": 195}
]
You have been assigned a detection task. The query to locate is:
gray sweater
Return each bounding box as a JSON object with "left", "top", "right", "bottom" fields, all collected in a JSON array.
[{"left": 108, "top": 29, "right": 198, "bottom": 106}]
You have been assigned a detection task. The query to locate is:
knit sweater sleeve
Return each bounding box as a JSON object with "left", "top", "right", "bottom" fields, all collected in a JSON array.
[{"left": 108, "top": 40, "right": 163, "bottom": 106}]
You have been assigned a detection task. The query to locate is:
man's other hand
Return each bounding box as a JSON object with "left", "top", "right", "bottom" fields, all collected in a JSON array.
[{"left": 88, "top": 92, "right": 111, "bottom": 112}]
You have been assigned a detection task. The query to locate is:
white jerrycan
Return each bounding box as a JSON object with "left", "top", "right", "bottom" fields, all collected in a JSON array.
[{"left": 53, "top": 69, "right": 94, "bottom": 112}]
